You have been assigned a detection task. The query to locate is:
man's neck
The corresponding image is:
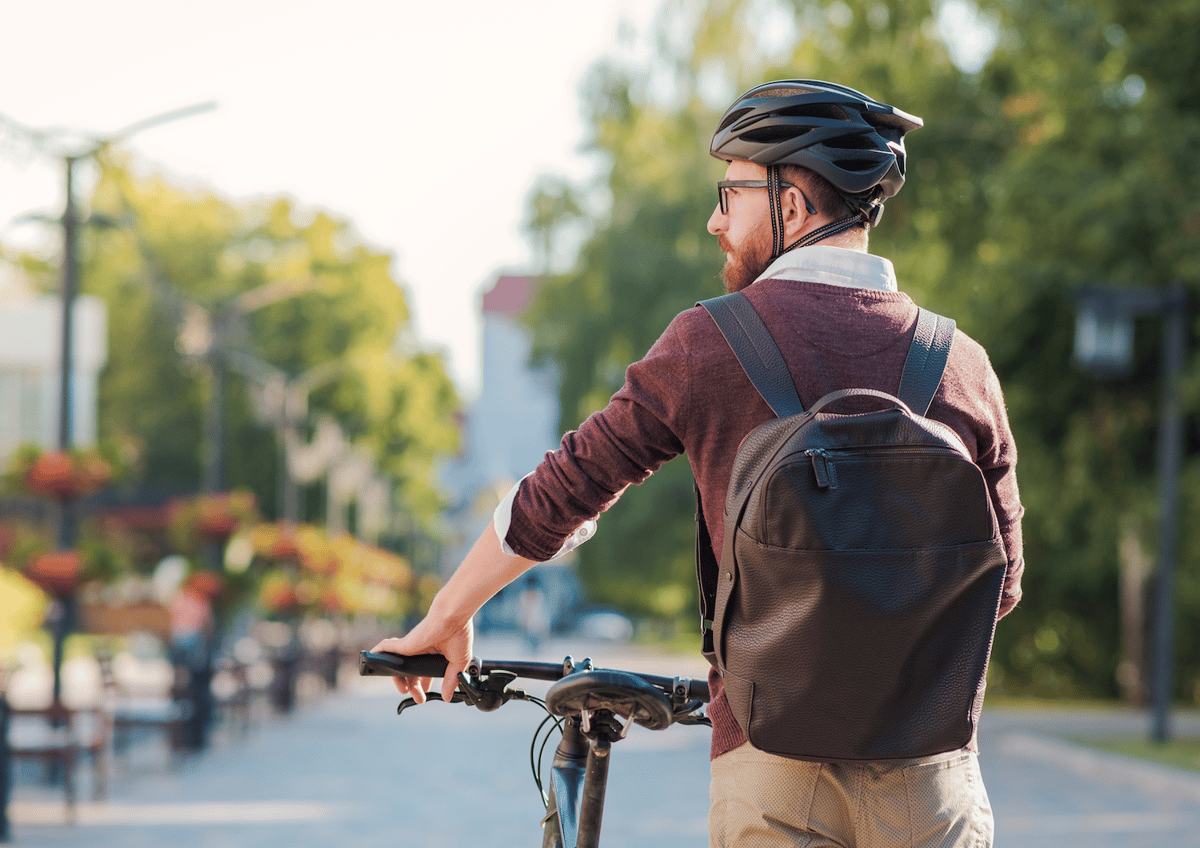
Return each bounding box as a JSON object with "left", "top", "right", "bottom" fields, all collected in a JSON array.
[{"left": 818, "top": 227, "right": 868, "bottom": 252}]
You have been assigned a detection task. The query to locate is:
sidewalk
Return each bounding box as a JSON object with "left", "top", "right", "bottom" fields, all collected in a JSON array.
[
  {"left": 4, "top": 635, "right": 714, "bottom": 848},
  {"left": 5, "top": 636, "right": 1200, "bottom": 847},
  {"left": 979, "top": 704, "right": 1200, "bottom": 846}
]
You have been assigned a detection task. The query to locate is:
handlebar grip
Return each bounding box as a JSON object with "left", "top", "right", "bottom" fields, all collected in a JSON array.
[{"left": 359, "top": 650, "right": 449, "bottom": 679}]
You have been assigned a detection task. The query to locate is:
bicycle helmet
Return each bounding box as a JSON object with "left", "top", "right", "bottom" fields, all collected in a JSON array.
[{"left": 711, "top": 80, "right": 923, "bottom": 256}]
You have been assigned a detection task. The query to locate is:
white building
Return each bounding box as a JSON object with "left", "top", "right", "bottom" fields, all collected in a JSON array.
[
  {"left": 439, "top": 275, "right": 580, "bottom": 632},
  {"left": 0, "top": 290, "right": 107, "bottom": 461}
]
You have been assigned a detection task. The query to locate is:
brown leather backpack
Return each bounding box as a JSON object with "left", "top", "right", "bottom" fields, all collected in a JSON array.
[{"left": 696, "top": 292, "right": 1008, "bottom": 761}]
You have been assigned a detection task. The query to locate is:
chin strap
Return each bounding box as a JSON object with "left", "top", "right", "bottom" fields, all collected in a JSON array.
[
  {"left": 781, "top": 213, "right": 863, "bottom": 252},
  {"left": 767, "top": 165, "right": 786, "bottom": 258},
  {"left": 767, "top": 165, "right": 871, "bottom": 259}
]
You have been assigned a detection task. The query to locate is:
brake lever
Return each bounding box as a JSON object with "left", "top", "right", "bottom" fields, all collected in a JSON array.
[
  {"left": 395, "top": 668, "right": 521, "bottom": 716},
  {"left": 672, "top": 700, "right": 711, "bottom": 726},
  {"left": 395, "top": 690, "right": 468, "bottom": 716},
  {"left": 456, "top": 669, "right": 517, "bottom": 712}
]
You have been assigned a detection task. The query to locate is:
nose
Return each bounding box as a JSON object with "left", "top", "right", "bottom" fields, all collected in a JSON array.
[{"left": 707, "top": 203, "right": 725, "bottom": 236}]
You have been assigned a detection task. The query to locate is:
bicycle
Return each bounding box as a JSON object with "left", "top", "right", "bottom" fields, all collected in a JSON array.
[{"left": 359, "top": 650, "right": 710, "bottom": 848}]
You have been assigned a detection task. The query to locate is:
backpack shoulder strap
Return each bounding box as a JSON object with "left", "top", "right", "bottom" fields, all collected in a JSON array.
[
  {"left": 897, "top": 308, "right": 956, "bottom": 416},
  {"left": 694, "top": 484, "right": 718, "bottom": 656},
  {"left": 698, "top": 292, "right": 805, "bottom": 418}
]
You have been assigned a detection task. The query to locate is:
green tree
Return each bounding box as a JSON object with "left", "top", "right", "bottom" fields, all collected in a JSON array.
[
  {"left": 527, "top": 0, "right": 1200, "bottom": 702},
  {"left": 963, "top": 0, "right": 1200, "bottom": 700},
  {"left": 10, "top": 156, "right": 460, "bottom": 555},
  {"left": 524, "top": 0, "right": 969, "bottom": 626}
]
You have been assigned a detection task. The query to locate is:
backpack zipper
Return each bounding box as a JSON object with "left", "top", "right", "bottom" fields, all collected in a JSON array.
[
  {"left": 806, "top": 448, "right": 836, "bottom": 489},
  {"left": 804, "top": 445, "right": 965, "bottom": 490}
]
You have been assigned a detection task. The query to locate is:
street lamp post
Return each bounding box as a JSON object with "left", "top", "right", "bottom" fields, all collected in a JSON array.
[
  {"left": 1073, "top": 282, "right": 1187, "bottom": 743},
  {"left": 44, "top": 154, "right": 83, "bottom": 709},
  {"left": 1, "top": 103, "right": 217, "bottom": 706}
]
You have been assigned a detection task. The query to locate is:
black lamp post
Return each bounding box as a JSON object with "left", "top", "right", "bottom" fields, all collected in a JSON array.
[
  {"left": 1, "top": 103, "right": 217, "bottom": 707},
  {"left": 1073, "top": 282, "right": 1187, "bottom": 743}
]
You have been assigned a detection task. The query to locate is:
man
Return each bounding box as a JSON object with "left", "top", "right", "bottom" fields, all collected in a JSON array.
[{"left": 374, "top": 80, "right": 1023, "bottom": 847}]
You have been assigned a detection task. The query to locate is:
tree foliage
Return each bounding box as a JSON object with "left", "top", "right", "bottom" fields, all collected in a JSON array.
[
  {"left": 14, "top": 156, "right": 460, "bottom": 553},
  {"left": 966, "top": 0, "right": 1200, "bottom": 700},
  {"left": 525, "top": 0, "right": 1200, "bottom": 700}
]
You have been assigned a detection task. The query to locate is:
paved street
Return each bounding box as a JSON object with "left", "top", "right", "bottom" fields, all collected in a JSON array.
[{"left": 5, "top": 635, "right": 1200, "bottom": 847}]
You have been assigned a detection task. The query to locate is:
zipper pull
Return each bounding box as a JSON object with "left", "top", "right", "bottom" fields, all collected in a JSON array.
[{"left": 807, "top": 448, "right": 837, "bottom": 489}]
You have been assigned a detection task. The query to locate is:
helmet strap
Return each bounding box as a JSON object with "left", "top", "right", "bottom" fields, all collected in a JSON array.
[
  {"left": 768, "top": 164, "right": 867, "bottom": 258},
  {"left": 767, "top": 165, "right": 786, "bottom": 259},
  {"left": 781, "top": 213, "right": 863, "bottom": 254}
]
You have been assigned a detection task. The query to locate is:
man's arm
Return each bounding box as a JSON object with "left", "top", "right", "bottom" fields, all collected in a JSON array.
[{"left": 371, "top": 521, "right": 536, "bottom": 703}]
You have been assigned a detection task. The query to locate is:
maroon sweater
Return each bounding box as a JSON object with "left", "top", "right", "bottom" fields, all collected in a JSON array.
[{"left": 506, "top": 277, "right": 1024, "bottom": 760}]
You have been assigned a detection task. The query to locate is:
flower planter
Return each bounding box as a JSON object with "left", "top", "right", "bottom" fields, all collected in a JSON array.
[
  {"left": 303, "top": 554, "right": 339, "bottom": 576},
  {"left": 25, "top": 550, "right": 84, "bottom": 596},
  {"left": 267, "top": 536, "right": 302, "bottom": 563},
  {"left": 197, "top": 512, "right": 239, "bottom": 541},
  {"left": 171, "top": 491, "right": 258, "bottom": 546},
  {"left": 21, "top": 449, "right": 112, "bottom": 500}
]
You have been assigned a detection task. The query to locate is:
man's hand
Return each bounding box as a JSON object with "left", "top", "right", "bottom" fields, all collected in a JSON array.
[
  {"left": 371, "top": 613, "right": 473, "bottom": 705},
  {"left": 369, "top": 520, "right": 534, "bottom": 705}
]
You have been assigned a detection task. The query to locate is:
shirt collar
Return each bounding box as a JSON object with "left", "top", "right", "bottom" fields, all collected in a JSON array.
[{"left": 754, "top": 245, "right": 898, "bottom": 293}]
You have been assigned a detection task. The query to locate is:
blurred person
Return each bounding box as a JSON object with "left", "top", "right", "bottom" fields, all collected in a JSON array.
[
  {"left": 375, "top": 80, "right": 1023, "bottom": 848},
  {"left": 169, "top": 571, "right": 219, "bottom": 749},
  {"left": 516, "top": 573, "right": 550, "bottom": 654},
  {"left": 169, "top": 572, "right": 216, "bottom": 668}
]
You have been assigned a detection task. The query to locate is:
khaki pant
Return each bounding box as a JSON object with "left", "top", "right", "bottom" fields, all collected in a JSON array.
[{"left": 709, "top": 743, "right": 993, "bottom": 848}]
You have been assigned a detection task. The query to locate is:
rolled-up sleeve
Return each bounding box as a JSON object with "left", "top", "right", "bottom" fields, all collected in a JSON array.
[{"left": 503, "top": 317, "right": 691, "bottom": 562}]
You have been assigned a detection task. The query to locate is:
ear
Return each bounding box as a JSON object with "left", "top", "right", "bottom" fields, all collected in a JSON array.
[{"left": 779, "top": 185, "right": 814, "bottom": 242}]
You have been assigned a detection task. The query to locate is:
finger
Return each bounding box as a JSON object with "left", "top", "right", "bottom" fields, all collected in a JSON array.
[
  {"left": 399, "top": 676, "right": 426, "bottom": 704},
  {"left": 371, "top": 637, "right": 412, "bottom": 654},
  {"left": 440, "top": 670, "right": 458, "bottom": 704}
]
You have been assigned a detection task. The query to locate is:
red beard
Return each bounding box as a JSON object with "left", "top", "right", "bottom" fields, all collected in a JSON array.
[{"left": 718, "top": 230, "right": 773, "bottom": 293}]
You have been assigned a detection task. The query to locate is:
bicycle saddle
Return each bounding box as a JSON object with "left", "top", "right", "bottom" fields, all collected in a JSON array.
[{"left": 545, "top": 669, "right": 674, "bottom": 731}]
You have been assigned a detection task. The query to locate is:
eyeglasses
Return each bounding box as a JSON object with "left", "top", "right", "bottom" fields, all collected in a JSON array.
[{"left": 717, "top": 180, "right": 818, "bottom": 215}]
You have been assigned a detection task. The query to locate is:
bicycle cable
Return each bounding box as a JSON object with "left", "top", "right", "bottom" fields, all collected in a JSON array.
[{"left": 530, "top": 708, "right": 563, "bottom": 808}]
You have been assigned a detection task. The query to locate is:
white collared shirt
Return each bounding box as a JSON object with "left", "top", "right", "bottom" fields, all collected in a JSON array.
[{"left": 754, "top": 245, "right": 898, "bottom": 293}]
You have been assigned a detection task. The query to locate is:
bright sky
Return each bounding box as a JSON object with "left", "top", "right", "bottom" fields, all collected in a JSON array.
[{"left": 0, "top": 0, "right": 659, "bottom": 399}]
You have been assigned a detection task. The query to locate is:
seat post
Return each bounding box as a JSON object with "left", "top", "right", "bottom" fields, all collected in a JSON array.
[{"left": 575, "top": 735, "right": 612, "bottom": 848}]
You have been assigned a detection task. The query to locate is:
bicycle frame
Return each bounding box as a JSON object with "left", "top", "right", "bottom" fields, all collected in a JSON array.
[{"left": 543, "top": 717, "right": 597, "bottom": 848}]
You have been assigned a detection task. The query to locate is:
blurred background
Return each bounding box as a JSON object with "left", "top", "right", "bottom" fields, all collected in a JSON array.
[{"left": 1, "top": 0, "right": 1199, "bottom": 835}]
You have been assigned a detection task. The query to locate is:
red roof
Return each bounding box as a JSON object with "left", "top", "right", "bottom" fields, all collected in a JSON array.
[{"left": 481, "top": 275, "right": 537, "bottom": 315}]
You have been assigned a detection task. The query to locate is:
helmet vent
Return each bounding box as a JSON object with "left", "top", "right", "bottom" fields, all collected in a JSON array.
[
  {"left": 779, "top": 103, "right": 850, "bottom": 122},
  {"left": 744, "top": 125, "right": 804, "bottom": 144},
  {"left": 834, "top": 156, "right": 884, "bottom": 173},
  {"left": 828, "top": 134, "right": 876, "bottom": 151}
]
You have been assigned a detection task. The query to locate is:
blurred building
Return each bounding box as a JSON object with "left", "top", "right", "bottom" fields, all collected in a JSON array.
[
  {"left": 439, "top": 274, "right": 581, "bottom": 633},
  {"left": 0, "top": 288, "right": 107, "bottom": 462}
]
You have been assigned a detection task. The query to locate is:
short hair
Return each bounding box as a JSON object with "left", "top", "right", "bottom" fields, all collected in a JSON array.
[{"left": 779, "top": 163, "right": 867, "bottom": 230}]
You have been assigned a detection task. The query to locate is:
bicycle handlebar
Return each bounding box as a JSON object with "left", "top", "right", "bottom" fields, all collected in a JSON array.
[
  {"left": 359, "top": 651, "right": 450, "bottom": 679},
  {"left": 358, "top": 650, "right": 710, "bottom": 704}
]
